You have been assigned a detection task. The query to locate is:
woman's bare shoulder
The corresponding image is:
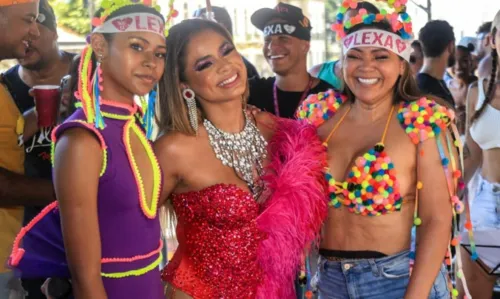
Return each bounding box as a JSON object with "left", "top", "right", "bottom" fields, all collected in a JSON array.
[
  {"left": 154, "top": 131, "right": 200, "bottom": 161},
  {"left": 55, "top": 127, "right": 103, "bottom": 159},
  {"left": 254, "top": 111, "right": 276, "bottom": 141}
]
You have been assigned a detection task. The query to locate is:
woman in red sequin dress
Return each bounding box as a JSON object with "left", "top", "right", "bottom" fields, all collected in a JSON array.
[{"left": 154, "top": 19, "right": 328, "bottom": 299}]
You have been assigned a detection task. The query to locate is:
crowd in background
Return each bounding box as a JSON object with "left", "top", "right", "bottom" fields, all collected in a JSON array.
[{"left": 0, "top": 0, "right": 499, "bottom": 298}]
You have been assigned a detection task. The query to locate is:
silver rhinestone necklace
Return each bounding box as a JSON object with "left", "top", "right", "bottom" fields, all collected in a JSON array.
[{"left": 203, "top": 112, "right": 267, "bottom": 195}]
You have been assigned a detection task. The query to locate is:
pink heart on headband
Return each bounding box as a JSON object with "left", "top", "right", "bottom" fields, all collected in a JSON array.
[
  {"left": 112, "top": 17, "right": 133, "bottom": 31},
  {"left": 343, "top": 35, "right": 354, "bottom": 49},
  {"left": 396, "top": 39, "right": 407, "bottom": 53}
]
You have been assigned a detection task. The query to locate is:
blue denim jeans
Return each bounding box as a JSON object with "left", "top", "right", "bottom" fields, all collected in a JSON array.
[
  {"left": 470, "top": 175, "right": 500, "bottom": 230},
  {"left": 0, "top": 271, "right": 25, "bottom": 299},
  {"left": 316, "top": 250, "right": 450, "bottom": 299},
  {"left": 0, "top": 272, "right": 12, "bottom": 299}
]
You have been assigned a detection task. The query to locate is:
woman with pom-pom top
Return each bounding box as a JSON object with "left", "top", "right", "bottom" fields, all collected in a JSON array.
[
  {"left": 154, "top": 18, "right": 328, "bottom": 299},
  {"left": 297, "top": 1, "right": 475, "bottom": 298},
  {"left": 460, "top": 9, "right": 500, "bottom": 299},
  {"left": 7, "top": 1, "right": 172, "bottom": 298}
]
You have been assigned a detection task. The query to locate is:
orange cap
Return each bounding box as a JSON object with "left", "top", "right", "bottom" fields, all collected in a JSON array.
[{"left": 0, "top": 0, "right": 37, "bottom": 6}]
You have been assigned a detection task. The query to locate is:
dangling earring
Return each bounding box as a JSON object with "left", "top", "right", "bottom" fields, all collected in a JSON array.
[{"left": 182, "top": 88, "right": 198, "bottom": 133}]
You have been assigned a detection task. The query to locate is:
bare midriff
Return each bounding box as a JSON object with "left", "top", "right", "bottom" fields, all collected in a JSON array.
[
  {"left": 481, "top": 149, "right": 500, "bottom": 183},
  {"left": 320, "top": 196, "right": 415, "bottom": 255}
]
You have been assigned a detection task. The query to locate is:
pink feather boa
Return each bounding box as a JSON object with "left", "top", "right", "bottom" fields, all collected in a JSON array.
[{"left": 256, "top": 118, "right": 328, "bottom": 299}]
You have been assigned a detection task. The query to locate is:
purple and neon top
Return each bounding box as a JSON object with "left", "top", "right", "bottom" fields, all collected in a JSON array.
[{"left": 9, "top": 101, "right": 164, "bottom": 299}]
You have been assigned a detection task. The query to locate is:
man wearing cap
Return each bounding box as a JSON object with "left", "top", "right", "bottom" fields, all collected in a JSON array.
[
  {"left": 2, "top": 0, "right": 74, "bottom": 296},
  {"left": 193, "top": 6, "right": 260, "bottom": 80},
  {"left": 0, "top": 0, "right": 42, "bottom": 297},
  {"left": 248, "top": 2, "right": 332, "bottom": 119}
]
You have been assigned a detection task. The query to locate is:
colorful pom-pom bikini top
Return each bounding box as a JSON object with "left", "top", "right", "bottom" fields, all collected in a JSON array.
[
  {"left": 324, "top": 104, "right": 400, "bottom": 216},
  {"left": 296, "top": 91, "right": 454, "bottom": 216}
]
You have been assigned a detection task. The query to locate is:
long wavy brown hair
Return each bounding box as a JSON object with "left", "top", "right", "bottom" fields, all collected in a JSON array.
[{"left": 157, "top": 18, "right": 249, "bottom": 136}]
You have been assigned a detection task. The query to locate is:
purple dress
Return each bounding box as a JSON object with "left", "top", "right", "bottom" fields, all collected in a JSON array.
[{"left": 8, "top": 101, "right": 164, "bottom": 299}]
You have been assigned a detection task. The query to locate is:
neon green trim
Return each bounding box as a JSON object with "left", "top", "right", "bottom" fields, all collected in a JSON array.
[
  {"left": 51, "top": 141, "right": 55, "bottom": 167},
  {"left": 100, "top": 148, "right": 108, "bottom": 177},
  {"left": 123, "top": 119, "right": 161, "bottom": 219},
  {"left": 131, "top": 123, "right": 161, "bottom": 218},
  {"left": 100, "top": 253, "right": 162, "bottom": 278},
  {"left": 51, "top": 120, "right": 108, "bottom": 177},
  {"left": 102, "top": 111, "right": 134, "bottom": 120}
]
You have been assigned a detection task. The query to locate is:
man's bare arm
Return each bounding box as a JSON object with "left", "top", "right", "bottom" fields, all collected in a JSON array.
[{"left": 0, "top": 167, "right": 54, "bottom": 206}]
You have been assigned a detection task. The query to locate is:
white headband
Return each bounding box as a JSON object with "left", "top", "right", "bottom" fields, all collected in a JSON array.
[
  {"left": 93, "top": 13, "right": 165, "bottom": 37},
  {"left": 341, "top": 29, "right": 413, "bottom": 62}
]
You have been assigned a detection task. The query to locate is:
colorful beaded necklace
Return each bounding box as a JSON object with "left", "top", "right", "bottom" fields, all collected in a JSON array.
[{"left": 323, "top": 104, "right": 401, "bottom": 216}]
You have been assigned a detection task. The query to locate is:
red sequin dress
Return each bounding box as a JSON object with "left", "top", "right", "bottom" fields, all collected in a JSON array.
[{"left": 161, "top": 184, "right": 265, "bottom": 299}]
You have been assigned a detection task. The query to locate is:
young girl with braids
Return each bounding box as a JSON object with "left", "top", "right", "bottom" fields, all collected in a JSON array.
[
  {"left": 298, "top": 1, "right": 475, "bottom": 298},
  {"left": 7, "top": 1, "right": 172, "bottom": 298},
  {"left": 461, "top": 9, "right": 500, "bottom": 299}
]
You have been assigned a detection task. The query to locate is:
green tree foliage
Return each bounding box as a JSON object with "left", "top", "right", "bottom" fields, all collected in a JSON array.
[
  {"left": 325, "top": 0, "right": 340, "bottom": 43},
  {"left": 49, "top": 0, "right": 92, "bottom": 35},
  {"left": 326, "top": 0, "right": 340, "bottom": 23}
]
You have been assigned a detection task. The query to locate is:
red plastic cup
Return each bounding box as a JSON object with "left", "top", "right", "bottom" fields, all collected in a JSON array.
[{"left": 33, "top": 85, "right": 60, "bottom": 127}]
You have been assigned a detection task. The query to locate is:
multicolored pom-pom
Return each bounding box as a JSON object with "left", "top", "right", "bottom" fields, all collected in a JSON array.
[
  {"left": 471, "top": 252, "right": 479, "bottom": 261},
  {"left": 332, "top": 0, "right": 414, "bottom": 41},
  {"left": 464, "top": 221, "right": 472, "bottom": 230},
  {"left": 296, "top": 89, "right": 347, "bottom": 127},
  {"left": 325, "top": 145, "right": 401, "bottom": 216},
  {"left": 397, "top": 97, "right": 454, "bottom": 145}
]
